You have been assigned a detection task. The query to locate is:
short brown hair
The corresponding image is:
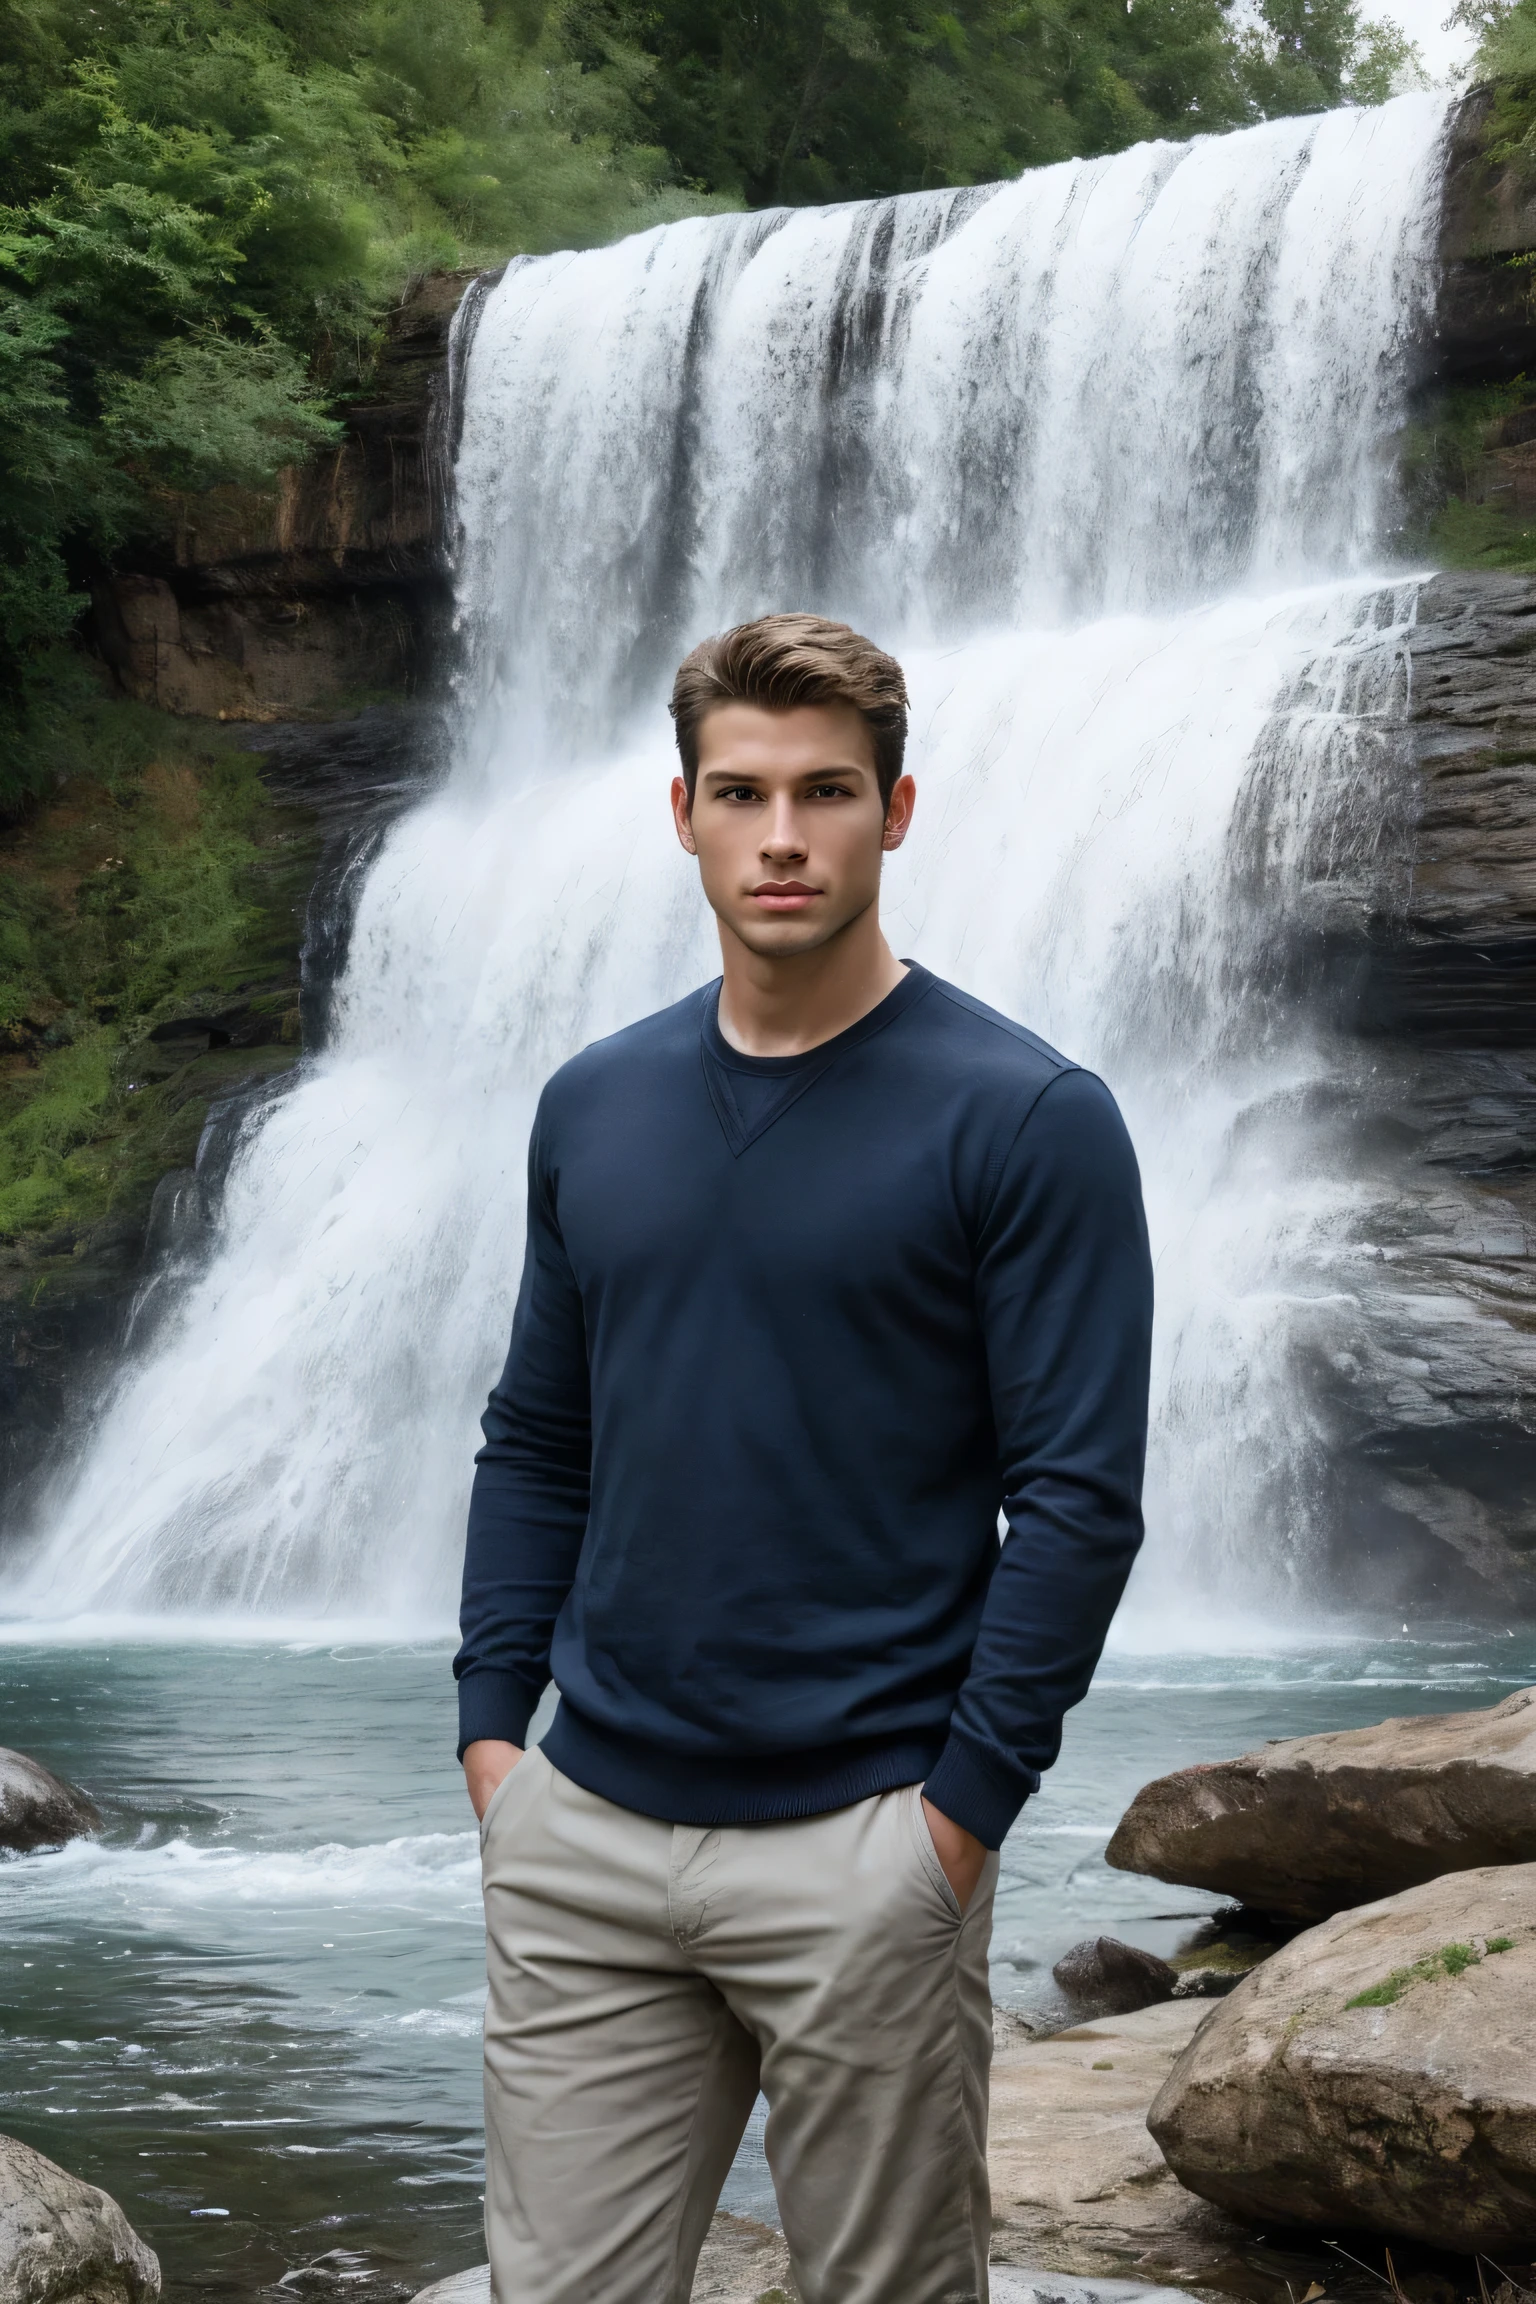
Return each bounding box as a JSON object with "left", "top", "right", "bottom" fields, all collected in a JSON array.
[{"left": 670, "top": 614, "right": 909, "bottom": 806}]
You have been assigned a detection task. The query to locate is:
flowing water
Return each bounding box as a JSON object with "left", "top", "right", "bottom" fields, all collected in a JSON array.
[{"left": 0, "top": 83, "right": 1499, "bottom": 2304}]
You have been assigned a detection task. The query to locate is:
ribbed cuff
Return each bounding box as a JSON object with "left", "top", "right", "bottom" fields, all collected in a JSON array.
[
  {"left": 456, "top": 1668, "right": 541, "bottom": 1760},
  {"left": 922, "top": 1735, "right": 1037, "bottom": 1850}
]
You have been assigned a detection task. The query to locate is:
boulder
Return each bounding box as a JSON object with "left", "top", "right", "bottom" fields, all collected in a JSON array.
[
  {"left": 1105, "top": 1685, "right": 1536, "bottom": 1922},
  {"left": 0, "top": 2132, "right": 159, "bottom": 2304},
  {"left": 1051, "top": 1939, "right": 1178, "bottom": 2016},
  {"left": 1148, "top": 1860, "right": 1536, "bottom": 2255},
  {"left": 988, "top": 2000, "right": 1258, "bottom": 2290},
  {"left": 0, "top": 1752, "right": 101, "bottom": 1855}
]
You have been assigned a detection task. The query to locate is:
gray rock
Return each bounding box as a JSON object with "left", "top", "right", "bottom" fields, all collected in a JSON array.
[
  {"left": 1050, "top": 1940, "right": 1177, "bottom": 2016},
  {"left": 1147, "top": 1860, "right": 1536, "bottom": 2254},
  {"left": 0, "top": 1751, "right": 100, "bottom": 1855},
  {"left": 1105, "top": 1684, "right": 1536, "bottom": 1922},
  {"left": 1294, "top": 569, "right": 1536, "bottom": 1617},
  {"left": 989, "top": 2001, "right": 1255, "bottom": 2291},
  {"left": 1166, "top": 1967, "right": 1241, "bottom": 2000},
  {"left": 0, "top": 2132, "right": 159, "bottom": 2304}
]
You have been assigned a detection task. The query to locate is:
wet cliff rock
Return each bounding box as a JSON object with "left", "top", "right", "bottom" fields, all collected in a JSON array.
[
  {"left": 1300, "top": 569, "right": 1536, "bottom": 1615},
  {"left": 1147, "top": 1861, "right": 1536, "bottom": 2254},
  {"left": 1105, "top": 1687, "right": 1536, "bottom": 1921},
  {"left": 1435, "top": 86, "right": 1536, "bottom": 385}
]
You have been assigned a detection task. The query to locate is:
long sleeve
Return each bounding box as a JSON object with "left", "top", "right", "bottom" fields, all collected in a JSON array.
[
  {"left": 454, "top": 1107, "right": 592, "bottom": 1756},
  {"left": 922, "top": 1067, "right": 1153, "bottom": 1848}
]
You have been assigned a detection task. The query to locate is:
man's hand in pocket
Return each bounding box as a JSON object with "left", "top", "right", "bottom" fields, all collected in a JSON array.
[
  {"left": 465, "top": 1739, "right": 523, "bottom": 1821},
  {"left": 921, "top": 1797, "right": 988, "bottom": 1912}
]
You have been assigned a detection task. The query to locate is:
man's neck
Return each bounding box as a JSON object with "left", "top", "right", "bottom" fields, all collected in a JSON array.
[{"left": 716, "top": 909, "right": 908, "bottom": 1058}]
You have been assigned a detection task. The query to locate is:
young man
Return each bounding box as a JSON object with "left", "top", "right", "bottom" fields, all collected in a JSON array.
[{"left": 455, "top": 614, "right": 1153, "bottom": 2304}]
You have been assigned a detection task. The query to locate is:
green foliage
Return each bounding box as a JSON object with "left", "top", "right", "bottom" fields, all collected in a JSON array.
[
  {"left": 1345, "top": 1935, "right": 1515, "bottom": 2009},
  {"left": 1398, "top": 376, "right": 1536, "bottom": 573},
  {"left": 0, "top": 702, "right": 317, "bottom": 1249},
  {"left": 579, "top": 0, "right": 1422, "bottom": 204},
  {"left": 1428, "top": 494, "right": 1536, "bottom": 569},
  {"left": 1234, "top": 0, "right": 1421, "bottom": 117},
  {"left": 102, "top": 330, "right": 343, "bottom": 491},
  {"left": 0, "top": 0, "right": 715, "bottom": 805},
  {"left": 1452, "top": 0, "right": 1536, "bottom": 181}
]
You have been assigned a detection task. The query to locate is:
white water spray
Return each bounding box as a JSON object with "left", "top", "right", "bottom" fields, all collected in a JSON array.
[{"left": 7, "top": 96, "right": 1450, "bottom": 1628}]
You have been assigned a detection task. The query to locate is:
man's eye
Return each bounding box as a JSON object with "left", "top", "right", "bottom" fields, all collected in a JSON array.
[
  {"left": 719, "top": 785, "right": 760, "bottom": 802},
  {"left": 808, "top": 782, "right": 852, "bottom": 799}
]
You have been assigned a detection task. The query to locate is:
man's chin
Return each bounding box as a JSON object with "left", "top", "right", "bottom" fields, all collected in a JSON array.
[{"left": 726, "top": 913, "right": 846, "bottom": 960}]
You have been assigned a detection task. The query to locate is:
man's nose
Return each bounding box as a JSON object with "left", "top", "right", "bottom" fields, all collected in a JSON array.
[{"left": 761, "top": 799, "right": 807, "bottom": 858}]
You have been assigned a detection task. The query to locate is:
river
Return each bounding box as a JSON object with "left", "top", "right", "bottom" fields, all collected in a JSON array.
[{"left": 4, "top": 1633, "right": 1533, "bottom": 2300}]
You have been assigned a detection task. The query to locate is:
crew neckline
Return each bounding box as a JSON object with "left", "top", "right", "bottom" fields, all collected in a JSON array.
[{"left": 702, "top": 961, "right": 932, "bottom": 1076}]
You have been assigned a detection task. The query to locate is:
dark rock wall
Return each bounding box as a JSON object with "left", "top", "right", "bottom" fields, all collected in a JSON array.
[
  {"left": 1309, "top": 577, "right": 1536, "bottom": 1614},
  {"left": 1435, "top": 87, "right": 1536, "bottom": 384},
  {"left": 89, "top": 270, "right": 471, "bottom": 723}
]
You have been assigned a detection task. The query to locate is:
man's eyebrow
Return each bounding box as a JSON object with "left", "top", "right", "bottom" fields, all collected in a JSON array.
[{"left": 697, "top": 761, "right": 872, "bottom": 782}]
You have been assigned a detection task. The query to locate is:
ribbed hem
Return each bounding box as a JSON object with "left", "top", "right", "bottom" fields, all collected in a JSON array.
[
  {"left": 922, "top": 1734, "right": 1037, "bottom": 1850},
  {"left": 542, "top": 1703, "right": 944, "bottom": 1827},
  {"left": 456, "top": 1667, "right": 542, "bottom": 1758}
]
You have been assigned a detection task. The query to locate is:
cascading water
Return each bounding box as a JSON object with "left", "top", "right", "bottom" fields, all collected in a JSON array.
[{"left": 5, "top": 94, "right": 1452, "bottom": 1630}]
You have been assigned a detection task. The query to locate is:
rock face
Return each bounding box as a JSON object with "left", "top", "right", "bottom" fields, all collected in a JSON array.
[
  {"left": 1106, "top": 1685, "right": 1536, "bottom": 1922},
  {"left": 1436, "top": 87, "right": 1536, "bottom": 383},
  {"left": 988, "top": 2000, "right": 1255, "bottom": 2290},
  {"left": 0, "top": 1750, "right": 100, "bottom": 1854},
  {"left": 1148, "top": 1860, "right": 1536, "bottom": 2254},
  {"left": 1294, "top": 568, "right": 1536, "bottom": 1618},
  {"left": 90, "top": 270, "right": 471, "bottom": 724},
  {"left": 1051, "top": 1938, "right": 1178, "bottom": 2016},
  {"left": 0, "top": 2132, "right": 159, "bottom": 2304}
]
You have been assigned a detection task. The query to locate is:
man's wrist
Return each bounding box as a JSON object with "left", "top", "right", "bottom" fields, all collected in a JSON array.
[
  {"left": 922, "top": 1735, "right": 1033, "bottom": 1852},
  {"left": 455, "top": 1667, "right": 539, "bottom": 1759},
  {"left": 463, "top": 1738, "right": 523, "bottom": 1822}
]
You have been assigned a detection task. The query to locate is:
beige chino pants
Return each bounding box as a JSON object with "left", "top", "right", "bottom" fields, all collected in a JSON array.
[{"left": 480, "top": 1746, "right": 998, "bottom": 2304}]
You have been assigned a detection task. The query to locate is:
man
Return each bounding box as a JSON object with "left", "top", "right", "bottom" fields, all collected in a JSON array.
[{"left": 455, "top": 613, "right": 1153, "bottom": 2304}]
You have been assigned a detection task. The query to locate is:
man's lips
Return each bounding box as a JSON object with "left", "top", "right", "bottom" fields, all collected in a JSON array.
[{"left": 750, "top": 881, "right": 820, "bottom": 911}]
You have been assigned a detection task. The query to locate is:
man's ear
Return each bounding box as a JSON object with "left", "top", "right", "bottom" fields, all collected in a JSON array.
[
  {"left": 881, "top": 773, "right": 917, "bottom": 853},
  {"left": 671, "top": 774, "right": 698, "bottom": 855}
]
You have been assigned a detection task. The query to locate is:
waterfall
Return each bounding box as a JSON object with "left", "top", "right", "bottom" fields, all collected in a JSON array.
[{"left": 4, "top": 94, "right": 1450, "bottom": 1631}]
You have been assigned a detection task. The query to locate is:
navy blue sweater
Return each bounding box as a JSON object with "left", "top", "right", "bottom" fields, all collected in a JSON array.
[{"left": 455, "top": 964, "right": 1152, "bottom": 1849}]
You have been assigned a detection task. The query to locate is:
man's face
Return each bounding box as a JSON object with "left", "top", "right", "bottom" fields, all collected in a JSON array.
[{"left": 671, "top": 701, "right": 915, "bottom": 959}]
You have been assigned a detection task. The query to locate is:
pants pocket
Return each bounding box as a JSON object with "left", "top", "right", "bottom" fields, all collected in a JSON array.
[
  {"left": 479, "top": 1746, "right": 540, "bottom": 1851},
  {"left": 906, "top": 1783, "right": 964, "bottom": 1921}
]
